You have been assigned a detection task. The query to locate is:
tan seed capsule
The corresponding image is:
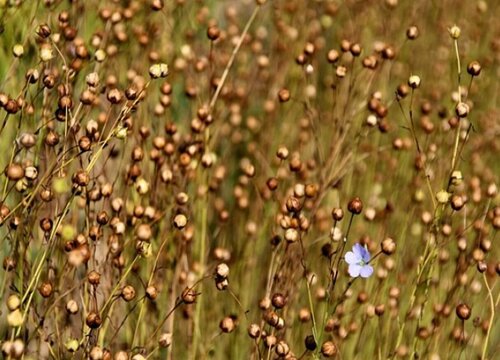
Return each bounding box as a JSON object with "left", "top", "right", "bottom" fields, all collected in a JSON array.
[
  {"left": 7, "top": 294, "right": 21, "bottom": 311},
  {"left": 66, "top": 299, "right": 79, "bottom": 314},
  {"left": 121, "top": 285, "right": 136, "bottom": 302},
  {"left": 173, "top": 214, "right": 187, "bottom": 229},
  {"left": 456, "top": 303, "right": 471, "bottom": 320},
  {"left": 381, "top": 238, "right": 396, "bottom": 255},
  {"left": 158, "top": 332, "right": 172, "bottom": 348},
  {"left": 321, "top": 341, "right": 338, "bottom": 357},
  {"left": 5, "top": 164, "right": 24, "bottom": 181},
  {"left": 347, "top": 197, "right": 363, "bottom": 215}
]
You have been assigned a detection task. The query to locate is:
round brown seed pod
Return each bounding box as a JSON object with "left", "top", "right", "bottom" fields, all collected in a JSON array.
[
  {"left": 406, "top": 26, "right": 419, "bottom": 40},
  {"left": 87, "top": 271, "right": 101, "bottom": 286},
  {"left": 321, "top": 341, "right": 338, "bottom": 357},
  {"left": 278, "top": 88, "right": 290, "bottom": 102},
  {"left": 347, "top": 197, "right": 363, "bottom": 215},
  {"left": 86, "top": 312, "right": 102, "bottom": 329},
  {"left": 248, "top": 323, "right": 261, "bottom": 339},
  {"left": 456, "top": 303, "right": 471, "bottom": 320},
  {"left": 331, "top": 208, "right": 344, "bottom": 221},
  {"left": 467, "top": 61, "right": 481, "bottom": 76},
  {"left": 219, "top": 316, "right": 235, "bottom": 333},
  {"left": 207, "top": 26, "right": 220, "bottom": 41},
  {"left": 146, "top": 285, "right": 159, "bottom": 300},
  {"left": 38, "top": 282, "right": 53, "bottom": 298},
  {"left": 121, "top": 285, "right": 136, "bottom": 302},
  {"left": 381, "top": 238, "right": 396, "bottom": 255},
  {"left": 5, "top": 164, "right": 24, "bottom": 181},
  {"left": 271, "top": 293, "right": 287, "bottom": 309},
  {"left": 305, "top": 334, "right": 317, "bottom": 351},
  {"left": 181, "top": 287, "right": 197, "bottom": 304}
]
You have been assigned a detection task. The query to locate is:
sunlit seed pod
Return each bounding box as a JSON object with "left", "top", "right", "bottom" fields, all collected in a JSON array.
[
  {"left": 406, "top": 25, "right": 419, "bottom": 40},
  {"left": 12, "top": 44, "right": 24, "bottom": 58},
  {"left": 86, "top": 312, "right": 102, "bottom": 329},
  {"left": 158, "top": 332, "right": 172, "bottom": 348},
  {"left": 467, "top": 61, "right": 481, "bottom": 76},
  {"left": 219, "top": 316, "right": 235, "bottom": 333},
  {"left": 321, "top": 341, "right": 338, "bottom": 357},
  {"left": 215, "top": 263, "right": 230, "bottom": 279},
  {"left": 456, "top": 303, "right": 471, "bottom": 320},
  {"left": 449, "top": 25, "right": 461, "bottom": 39},
  {"left": 347, "top": 197, "right": 363, "bottom": 214},
  {"left": 66, "top": 299, "right": 79, "bottom": 314},
  {"left": 275, "top": 341, "right": 290, "bottom": 356},
  {"left": 121, "top": 285, "right": 136, "bottom": 302},
  {"left": 381, "top": 238, "right": 396, "bottom": 255},
  {"left": 408, "top": 75, "right": 421, "bottom": 89}
]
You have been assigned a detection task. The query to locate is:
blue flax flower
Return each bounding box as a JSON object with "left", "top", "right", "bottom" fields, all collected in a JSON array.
[{"left": 345, "top": 243, "right": 373, "bottom": 278}]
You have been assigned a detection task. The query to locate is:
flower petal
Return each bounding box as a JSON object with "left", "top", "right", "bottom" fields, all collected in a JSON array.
[
  {"left": 359, "top": 265, "right": 374, "bottom": 278},
  {"left": 344, "top": 251, "right": 358, "bottom": 265},
  {"left": 348, "top": 264, "right": 361, "bottom": 277},
  {"left": 360, "top": 245, "right": 371, "bottom": 262},
  {"left": 352, "top": 243, "right": 363, "bottom": 257}
]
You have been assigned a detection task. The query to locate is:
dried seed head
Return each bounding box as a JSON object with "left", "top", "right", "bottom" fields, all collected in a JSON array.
[
  {"left": 219, "top": 316, "right": 235, "bottom": 333},
  {"left": 38, "top": 282, "right": 53, "bottom": 298},
  {"left": 158, "top": 332, "right": 172, "bottom": 348},
  {"left": 5, "top": 164, "right": 25, "bottom": 181},
  {"left": 284, "top": 228, "right": 300, "bottom": 243},
  {"left": 207, "top": 25, "right": 220, "bottom": 41},
  {"left": 278, "top": 88, "right": 290, "bottom": 102},
  {"left": 305, "top": 335, "right": 317, "bottom": 351},
  {"left": 449, "top": 25, "right": 461, "bottom": 39},
  {"left": 347, "top": 197, "right": 363, "bottom": 215},
  {"left": 12, "top": 44, "right": 24, "bottom": 58},
  {"left": 408, "top": 75, "right": 421, "bottom": 89},
  {"left": 181, "top": 287, "right": 197, "bottom": 304},
  {"left": 275, "top": 341, "right": 290, "bottom": 356},
  {"left": 121, "top": 285, "right": 136, "bottom": 302},
  {"left": 331, "top": 207, "right": 344, "bottom": 221},
  {"left": 216, "top": 278, "right": 229, "bottom": 291},
  {"left": 381, "top": 237, "right": 396, "bottom": 255},
  {"left": 215, "top": 263, "right": 230, "bottom": 279},
  {"left": 336, "top": 65, "right": 347, "bottom": 78},
  {"left": 173, "top": 214, "right": 188, "bottom": 229},
  {"left": 66, "top": 299, "right": 79, "bottom": 314},
  {"left": 436, "top": 190, "right": 451, "bottom": 204},
  {"left": 9, "top": 339, "right": 25, "bottom": 358},
  {"left": 349, "top": 43, "right": 362, "bottom": 56},
  {"left": 40, "top": 44, "right": 54, "bottom": 62},
  {"left": 271, "top": 293, "right": 287, "bottom": 309},
  {"left": 73, "top": 169, "right": 90, "bottom": 187},
  {"left": 406, "top": 25, "right": 419, "bottom": 40},
  {"left": 450, "top": 195, "right": 465, "bottom": 211},
  {"left": 89, "top": 346, "right": 103, "bottom": 360},
  {"left": 36, "top": 23, "right": 51, "bottom": 38},
  {"left": 87, "top": 270, "right": 101, "bottom": 286},
  {"left": 7, "top": 294, "right": 21, "bottom": 311},
  {"left": 151, "top": 0, "right": 164, "bottom": 11},
  {"left": 86, "top": 312, "right": 102, "bottom": 329},
  {"left": 149, "top": 63, "right": 169, "bottom": 79},
  {"left": 456, "top": 303, "right": 471, "bottom": 320},
  {"left": 455, "top": 102, "right": 469, "bottom": 118},
  {"left": 65, "top": 338, "right": 79, "bottom": 353},
  {"left": 467, "top": 61, "right": 481, "bottom": 76},
  {"left": 136, "top": 224, "right": 152, "bottom": 241},
  {"left": 327, "top": 49, "right": 339, "bottom": 63},
  {"left": 248, "top": 323, "right": 261, "bottom": 339},
  {"left": 146, "top": 285, "right": 159, "bottom": 300},
  {"left": 375, "top": 304, "right": 385, "bottom": 316},
  {"left": 451, "top": 170, "right": 463, "bottom": 186},
  {"left": 286, "top": 196, "right": 302, "bottom": 213},
  {"left": 321, "top": 341, "right": 338, "bottom": 357}
]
